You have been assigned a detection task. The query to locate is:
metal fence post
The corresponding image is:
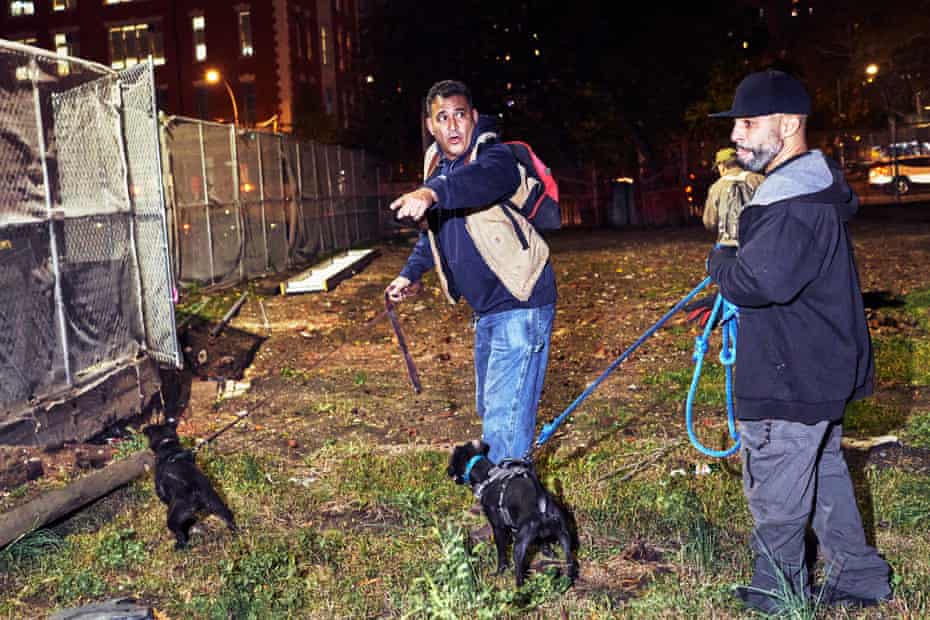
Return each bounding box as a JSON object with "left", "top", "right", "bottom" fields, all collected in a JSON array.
[
  {"left": 256, "top": 132, "right": 270, "bottom": 271},
  {"left": 31, "top": 57, "right": 72, "bottom": 386},
  {"left": 309, "top": 142, "right": 325, "bottom": 253},
  {"left": 351, "top": 149, "right": 361, "bottom": 243},
  {"left": 198, "top": 123, "right": 216, "bottom": 284},
  {"left": 229, "top": 123, "right": 244, "bottom": 281},
  {"left": 114, "top": 74, "right": 150, "bottom": 357},
  {"left": 322, "top": 144, "right": 338, "bottom": 252}
]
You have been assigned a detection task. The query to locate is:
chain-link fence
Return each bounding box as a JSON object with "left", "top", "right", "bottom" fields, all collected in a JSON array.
[
  {"left": 0, "top": 40, "right": 178, "bottom": 441},
  {"left": 163, "top": 116, "right": 388, "bottom": 287}
]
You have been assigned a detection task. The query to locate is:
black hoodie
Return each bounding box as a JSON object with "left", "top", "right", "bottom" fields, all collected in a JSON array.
[{"left": 708, "top": 150, "right": 873, "bottom": 423}]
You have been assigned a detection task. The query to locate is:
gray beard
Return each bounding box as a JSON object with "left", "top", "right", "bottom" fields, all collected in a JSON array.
[{"left": 742, "top": 138, "right": 783, "bottom": 172}]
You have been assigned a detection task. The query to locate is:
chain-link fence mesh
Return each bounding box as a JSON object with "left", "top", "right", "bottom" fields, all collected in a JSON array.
[
  {"left": 0, "top": 41, "right": 178, "bottom": 431},
  {"left": 164, "top": 116, "right": 390, "bottom": 287}
]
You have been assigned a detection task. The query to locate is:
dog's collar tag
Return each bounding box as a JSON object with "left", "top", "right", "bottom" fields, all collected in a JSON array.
[{"left": 463, "top": 455, "right": 484, "bottom": 484}]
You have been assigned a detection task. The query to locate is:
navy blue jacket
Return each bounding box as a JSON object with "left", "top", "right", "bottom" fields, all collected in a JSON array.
[
  {"left": 399, "top": 116, "right": 557, "bottom": 315},
  {"left": 708, "top": 150, "right": 873, "bottom": 423}
]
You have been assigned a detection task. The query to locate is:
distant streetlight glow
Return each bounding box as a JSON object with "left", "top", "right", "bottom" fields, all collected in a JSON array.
[
  {"left": 865, "top": 64, "right": 879, "bottom": 76},
  {"left": 204, "top": 69, "right": 239, "bottom": 126},
  {"left": 366, "top": 74, "right": 374, "bottom": 83}
]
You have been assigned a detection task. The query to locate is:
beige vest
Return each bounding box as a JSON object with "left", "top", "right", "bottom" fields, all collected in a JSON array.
[{"left": 423, "top": 133, "right": 550, "bottom": 304}]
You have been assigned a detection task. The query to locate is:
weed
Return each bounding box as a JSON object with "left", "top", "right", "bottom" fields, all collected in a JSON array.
[
  {"left": 845, "top": 399, "right": 907, "bottom": 435},
  {"left": 354, "top": 371, "right": 367, "bottom": 386},
  {"left": 190, "top": 536, "right": 308, "bottom": 619},
  {"left": 96, "top": 528, "right": 146, "bottom": 569},
  {"left": 279, "top": 366, "right": 309, "bottom": 382},
  {"left": 884, "top": 476, "right": 930, "bottom": 529},
  {"left": 55, "top": 569, "right": 106, "bottom": 605},
  {"left": 113, "top": 429, "right": 147, "bottom": 459},
  {"left": 379, "top": 488, "right": 435, "bottom": 526},
  {"left": 680, "top": 516, "right": 720, "bottom": 576},
  {"left": 0, "top": 529, "right": 65, "bottom": 571},
  {"left": 403, "top": 521, "right": 510, "bottom": 619},
  {"left": 904, "top": 410, "right": 930, "bottom": 449}
]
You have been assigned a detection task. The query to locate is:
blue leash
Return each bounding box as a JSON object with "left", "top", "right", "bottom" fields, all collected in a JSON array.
[
  {"left": 685, "top": 294, "right": 741, "bottom": 458},
  {"left": 530, "top": 276, "right": 713, "bottom": 457}
]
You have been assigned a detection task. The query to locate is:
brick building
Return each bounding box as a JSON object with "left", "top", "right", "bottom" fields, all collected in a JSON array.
[{"left": 0, "top": 0, "right": 364, "bottom": 133}]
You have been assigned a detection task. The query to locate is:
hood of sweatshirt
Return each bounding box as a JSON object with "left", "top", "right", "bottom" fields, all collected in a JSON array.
[{"left": 749, "top": 149, "right": 859, "bottom": 221}]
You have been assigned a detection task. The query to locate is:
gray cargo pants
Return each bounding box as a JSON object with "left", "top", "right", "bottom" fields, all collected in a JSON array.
[{"left": 738, "top": 419, "right": 891, "bottom": 610}]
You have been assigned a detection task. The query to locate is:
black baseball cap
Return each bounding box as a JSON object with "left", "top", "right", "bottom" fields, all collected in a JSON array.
[{"left": 710, "top": 70, "right": 811, "bottom": 118}]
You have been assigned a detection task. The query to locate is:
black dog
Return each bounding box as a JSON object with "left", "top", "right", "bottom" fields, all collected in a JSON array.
[
  {"left": 448, "top": 440, "right": 576, "bottom": 586},
  {"left": 143, "top": 422, "right": 236, "bottom": 549}
]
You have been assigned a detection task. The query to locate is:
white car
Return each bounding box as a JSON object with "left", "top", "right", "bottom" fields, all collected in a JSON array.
[{"left": 868, "top": 155, "right": 930, "bottom": 194}]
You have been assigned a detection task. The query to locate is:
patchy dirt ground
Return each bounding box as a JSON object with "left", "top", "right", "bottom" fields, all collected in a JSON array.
[
  {"left": 175, "top": 203, "right": 930, "bottom": 462},
  {"left": 3, "top": 203, "right": 930, "bottom": 505}
]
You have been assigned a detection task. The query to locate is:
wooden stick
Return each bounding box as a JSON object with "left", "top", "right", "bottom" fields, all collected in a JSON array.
[
  {"left": 0, "top": 451, "right": 154, "bottom": 550},
  {"left": 597, "top": 442, "right": 681, "bottom": 483}
]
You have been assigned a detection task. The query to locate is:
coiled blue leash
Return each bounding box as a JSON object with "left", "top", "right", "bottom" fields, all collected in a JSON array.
[
  {"left": 685, "top": 293, "right": 741, "bottom": 458},
  {"left": 530, "top": 276, "right": 713, "bottom": 458}
]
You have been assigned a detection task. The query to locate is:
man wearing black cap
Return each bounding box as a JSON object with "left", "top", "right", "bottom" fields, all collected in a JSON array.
[{"left": 707, "top": 70, "right": 892, "bottom": 613}]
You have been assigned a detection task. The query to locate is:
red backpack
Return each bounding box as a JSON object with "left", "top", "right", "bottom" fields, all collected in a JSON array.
[{"left": 503, "top": 141, "right": 562, "bottom": 231}]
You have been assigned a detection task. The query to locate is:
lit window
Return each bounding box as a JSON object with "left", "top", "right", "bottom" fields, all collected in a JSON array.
[
  {"left": 192, "top": 15, "right": 207, "bottom": 62},
  {"left": 10, "top": 1, "right": 35, "bottom": 16},
  {"left": 53, "top": 0, "right": 75, "bottom": 11},
  {"left": 336, "top": 29, "right": 344, "bottom": 71},
  {"left": 54, "top": 31, "right": 80, "bottom": 76},
  {"left": 14, "top": 36, "right": 36, "bottom": 81},
  {"left": 320, "top": 26, "right": 328, "bottom": 66},
  {"left": 108, "top": 22, "right": 165, "bottom": 69},
  {"left": 238, "top": 8, "right": 253, "bottom": 57},
  {"left": 104, "top": 0, "right": 137, "bottom": 4}
]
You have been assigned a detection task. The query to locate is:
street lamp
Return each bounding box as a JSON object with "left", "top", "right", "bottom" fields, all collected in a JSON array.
[{"left": 205, "top": 69, "right": 239, "bottom": 126}]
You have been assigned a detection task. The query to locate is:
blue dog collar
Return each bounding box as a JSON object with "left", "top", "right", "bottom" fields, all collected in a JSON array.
[{"left": 463, "top": 455, "right": 484, "bottom": 484}]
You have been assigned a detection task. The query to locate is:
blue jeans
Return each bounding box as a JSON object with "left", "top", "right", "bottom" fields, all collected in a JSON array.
[{"left": 474, "top": 304, "right": 555, "bottom": 464}]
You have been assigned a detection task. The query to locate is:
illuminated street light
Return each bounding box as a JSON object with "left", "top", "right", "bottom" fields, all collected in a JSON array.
[
  {"left": 205, "top": 69, "right": 239, "bottom": 126},
  {"left": 865, "top": 64, "right": 879, "bottom": 76}
]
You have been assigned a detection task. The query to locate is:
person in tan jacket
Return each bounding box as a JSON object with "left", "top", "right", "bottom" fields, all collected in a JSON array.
[
  {"left": 703, "top": 147, "right": 764, "bottom": 246},
  {"left": 386, "top": 80, "right": 556, "bottom": 465}
]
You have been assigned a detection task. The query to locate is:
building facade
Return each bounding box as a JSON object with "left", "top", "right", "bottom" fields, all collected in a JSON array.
[{"left": 0, "top": 0, "right": 364, "bottom": 133}]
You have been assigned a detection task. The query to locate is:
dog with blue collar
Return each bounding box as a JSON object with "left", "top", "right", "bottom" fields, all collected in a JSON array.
[{"left": 448, "top": 439, "right": 577, "bottom": 586}]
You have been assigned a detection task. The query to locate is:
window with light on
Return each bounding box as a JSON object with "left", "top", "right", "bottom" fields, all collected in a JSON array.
[
  {"left": 109, "top": 22, "right": 165, "bottom": 69},
  {"left": 193, "top": 15, "right": 207, "bottom": 62},
  {"left": 10, "top": 1, "right": 35, "bottom": 16},
  {"left": 238, "top": 9, "right": 253, "bottom": 57}
]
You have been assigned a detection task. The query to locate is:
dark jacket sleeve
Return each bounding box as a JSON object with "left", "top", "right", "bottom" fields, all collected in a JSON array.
[
  {"left": 423, "top": 143, "right": 520, "bottom": 210},
  {"left": 709, "top": 206, "right": 827, "bottom": 307},
  {"left": 399, "top": 231, "right": 434, "bottom": 282}
]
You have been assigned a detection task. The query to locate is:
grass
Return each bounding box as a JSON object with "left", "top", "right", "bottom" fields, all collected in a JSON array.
[{"left": 1, "top": 264, "right": 928, "bottom": 618}]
